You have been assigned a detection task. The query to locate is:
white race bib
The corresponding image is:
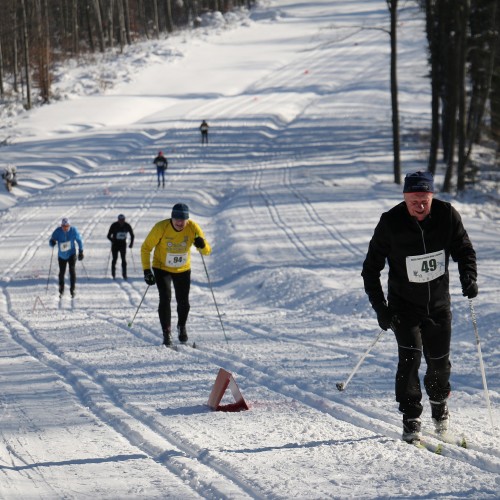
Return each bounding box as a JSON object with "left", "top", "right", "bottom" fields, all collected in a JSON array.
[
  {"left": 166, "top": 252, "right": 188, "bottom": 268},
  {"left": 60, "top": 241, "right": 71, "bottom": 252},
  {"left": 406, "top": 250, "right": 445, "bottom": 283},
  {"left": 116, "top": 231, "right": 127, "bottom": 240}
]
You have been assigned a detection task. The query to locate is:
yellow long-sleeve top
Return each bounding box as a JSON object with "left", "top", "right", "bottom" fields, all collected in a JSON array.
[{"left": 141, "top": 219, "right": 211, "bottom": 273}]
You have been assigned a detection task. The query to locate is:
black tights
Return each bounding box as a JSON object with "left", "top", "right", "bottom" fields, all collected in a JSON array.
[
  {"left": 58, "top": 254, "right": 77, "bottom": 292},
  {"left": 394, "top": 308, "right": 452, "bottom": 418},
  {"left": 153, "top": 268, "right": 191, "bottom": 332}
]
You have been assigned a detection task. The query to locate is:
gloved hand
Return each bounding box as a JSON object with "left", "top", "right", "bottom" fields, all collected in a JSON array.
[
  {"left": 50, "top": 238, "right": 57, "bottom": 247},
  {"left": 373, "top": 302, "right": 396, "bottom": 331},
  {"left": 461, "top": 275, "right": 478, "bottom": 299},
  {"left": 144, "top": 269, "right": 156, "bottom": 286},
  {"left": 78, "top": 251, "right": 84, "bottom": 261},
  {"left": 129, "top": 242, "right": 133, "bottom": 249},
  {"left": 194, "top": 236, "right": 205, "bottom": 249}
]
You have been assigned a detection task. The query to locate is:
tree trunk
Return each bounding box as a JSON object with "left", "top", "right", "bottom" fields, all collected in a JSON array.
[
  {"left": 456, "top": 0, "right": 469, "bottom": 192},
  {"left": 21, "top": 0, "right": 32, "bottom": 109},
  {"left": 387, "top": 0, "right": 401, "bottom": 184},
  {"left": 93, "top": 0, "right": 106, "bottom": 52}
]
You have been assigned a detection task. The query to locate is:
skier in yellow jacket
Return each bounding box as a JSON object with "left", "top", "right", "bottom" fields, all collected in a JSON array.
[{"left": 141, "top": 203, "right": 211, "bottom": 346}]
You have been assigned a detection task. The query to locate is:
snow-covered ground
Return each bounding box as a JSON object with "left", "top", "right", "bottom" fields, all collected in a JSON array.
[{"left": 0, "top": 1, "right": 499, "bottom": 498}]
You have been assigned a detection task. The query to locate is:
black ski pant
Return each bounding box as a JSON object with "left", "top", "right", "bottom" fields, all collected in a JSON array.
[
  {"left": 111, "top": 244, "right": 127, "bottom": 277},
  {"left": 153, "top": 268, "right": 191, "bottom": 334},
  {"left": 58, "top": 254, "right": 77, "bottom": 293},
  {"left": 201, "top": 132, "right": 208, "bottom": 144},
  {"left": 156, "top": 167, "right": 166, "bottom": 186},
  {"left": 393, "top": 307, "right": 452, "bottom": 419}
]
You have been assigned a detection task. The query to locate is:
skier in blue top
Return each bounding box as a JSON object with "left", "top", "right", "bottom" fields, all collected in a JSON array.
[{"left": 49, "top": 217, "right": 84, "bottom": 297}]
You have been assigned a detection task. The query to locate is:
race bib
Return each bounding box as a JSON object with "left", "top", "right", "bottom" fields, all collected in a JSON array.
[
  {"left": 116, "top": 231, "right": 127, "bottom": 240},
  {"left": 406, "top": 250, "right": 445, "bottom": 283},
  {"left": 60, "top": 241, "right": 71, "bottom": 252},
  {"left": 167, "top": 252, "right": 188, "bottom": 268}
]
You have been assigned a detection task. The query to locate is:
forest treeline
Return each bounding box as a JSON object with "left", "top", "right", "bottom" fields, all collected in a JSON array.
[
  {"left": 0, "top": 0, "right": 498, "bottom": 191},
  {"left": 417, "top": 0, "right": 499, "bottom": 191},
  {"left": 0, "top": 0, "right": 253, "bottom": 106}
]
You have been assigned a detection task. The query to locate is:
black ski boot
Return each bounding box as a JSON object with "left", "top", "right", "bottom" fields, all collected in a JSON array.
[
  {"left": 163, "top": 327, "right": 172, "bottom": 347},
  {"left": 430, "top": 400, "right": 449, "bottom": 435},
  {"left": 402, "top": 415, "right": 422, "bottom": 444},
  {"left": 177, "top": 325, "right": 188, "bottom": 344}
]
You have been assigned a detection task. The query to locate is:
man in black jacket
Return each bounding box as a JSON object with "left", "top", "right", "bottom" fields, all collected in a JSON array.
[
  {"left": 107, "top": 214, "right": 135, "bottom": 279},
  {"left": 361, "top": 171, "right": 477, "bottom": 444}
]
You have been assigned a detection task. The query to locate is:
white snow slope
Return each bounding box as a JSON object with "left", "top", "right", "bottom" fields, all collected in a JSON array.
[{"left": 0, "top": 1, "right": 499, "bottom": 498}]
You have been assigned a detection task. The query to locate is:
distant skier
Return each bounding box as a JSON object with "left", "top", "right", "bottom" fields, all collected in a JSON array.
[
  {"left": 200, "top": 120, "right": 209, "bottom": 145},
  {"left": 141, "top": 203, "right": 211, "bottom": 347},
  {"left": 361, "top": 171, "right": 477, "bottom": 445},
  {"left": 153, "top": 151, "right": 168, "bottom": 188},
  {"left": 107, "top": 214, "right": 134, "bottom": 279},
  {"left": 2, "top": 164, "right": 18, "bottom": 192},
  {"left": 49, "top": 218, "right": 84, "bottom": 298}
]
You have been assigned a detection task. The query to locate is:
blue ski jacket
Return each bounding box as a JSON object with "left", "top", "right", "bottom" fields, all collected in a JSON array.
[{"left": 49, "top": 226, "right": 84, "bottom": 260}]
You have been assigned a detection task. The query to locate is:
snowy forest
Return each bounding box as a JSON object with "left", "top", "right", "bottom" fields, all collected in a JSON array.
[{"left": 1, "top": 1, "right": 499, "bottom": 193}]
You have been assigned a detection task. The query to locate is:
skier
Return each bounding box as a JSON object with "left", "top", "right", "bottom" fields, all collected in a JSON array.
[
  {"left": 152, "top": 151, "right": 168, "bottom": 188},
  {"left": 361, "top": 171, "right": 477, "bottom": 444},
  {"left": 49, "top": 218, "right": 84, "bottom": 298},
  {"left": 141, "top": 203, "right": 211, "bottom": 347},
  {"left": 200, "top": 120, "right": 209, "bottom": 145},
  {"left": 107, "top": 214, "right": 134, "bottom": 279},
  {"left": 2, "top": 164, "right": 18, "bottom": 192}
]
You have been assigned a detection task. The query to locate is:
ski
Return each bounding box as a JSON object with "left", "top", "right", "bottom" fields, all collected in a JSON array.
[
  {"left": 428, "top": 431, "right": 467, "bottom": 449},
  {"left": 163, "top": 341, "right": 196, "bottom": 351},
  {"left": 409, "top": 440, "right": 443, "bottom": 455}
]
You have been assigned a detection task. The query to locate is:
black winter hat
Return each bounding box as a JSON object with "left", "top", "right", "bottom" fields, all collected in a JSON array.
[
  {"left": 171, "top": 203, "right": 189, "bottom": 220},
  {"left": 403, "top": 171, "right": 434, "bottom": 193}
]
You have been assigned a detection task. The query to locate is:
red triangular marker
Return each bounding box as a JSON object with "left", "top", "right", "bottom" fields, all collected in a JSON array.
[{"left": 207, "top": 368, "right": 249, "bottom": 412}]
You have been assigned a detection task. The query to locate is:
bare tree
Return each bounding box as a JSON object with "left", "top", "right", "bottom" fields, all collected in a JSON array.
[
  {"left": 386, "top": 0, "right": 401, "bottom": 184},
  {"left": 20, "top": 0, "right": 32, "bottom": 109}
]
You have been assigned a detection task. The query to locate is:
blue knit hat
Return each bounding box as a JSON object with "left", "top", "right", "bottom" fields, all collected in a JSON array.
[
  {"left": 171, "top": 203, "right": 189, "bottom": 220},
  {"left": 403, "top": 171, "right": 434, "bottom": 193}
]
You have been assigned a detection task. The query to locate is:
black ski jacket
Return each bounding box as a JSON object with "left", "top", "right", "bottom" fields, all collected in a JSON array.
[
  {"left": 107, "top": 221, "right": 135, "bottom": 248},
  {"left": 362, "top": 198, "right": 476, "bottom": 315}
]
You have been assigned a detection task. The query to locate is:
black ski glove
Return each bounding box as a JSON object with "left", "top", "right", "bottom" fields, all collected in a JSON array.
[
  {"left": 129, "top": 242, "right": 134, "bottom": 249},
  {"left": 194, "top": 236, "right": 205, "bottom": 249},
  {"left": 373, "top": 302, "right": 397, "bottom": 331},
  {"left": 78, "top": 251, "right": 84, "bottom": 261},
  {"left": 461, "top": 275, "right": 478, "bottom": 299},
  {"left": 144, "top": 269, "right": 156, "bottom": 286},
  {"left": 50, "top": 238, "right": 57, "bottom": 247}
]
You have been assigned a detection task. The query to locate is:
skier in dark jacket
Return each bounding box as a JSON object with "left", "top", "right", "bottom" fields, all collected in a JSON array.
[
  {"left": 153, "top": 151, "right": 168, "bottom": 188},
  {"left": 199, "top": 120, "right": 209, "bottom": 145},
  {"left": 107, "top": 214, "right": 134, "bottom": 279},
  {"left": 361, "top": 171, "right": 477, "bottom": 444}
]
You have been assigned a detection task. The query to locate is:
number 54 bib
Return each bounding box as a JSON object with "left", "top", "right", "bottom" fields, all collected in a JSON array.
[{"left": 406, "top": 250, "right": 445, "bottom": 283}]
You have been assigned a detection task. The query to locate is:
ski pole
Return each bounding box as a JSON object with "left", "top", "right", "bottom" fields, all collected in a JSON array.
[
  {"left": 80, "top": 258, "right": 90, "bottom": 281},
  {"left": 336, "top": 329, "right": 386, "bottom": 392},
  {"left": 130, "top": 247, "right": 137, "bottom": 272},
  {"left": 200, "top": 252, "right": 229, "bottom": 344},
  {"left": 468, "top": 299, "right": 495, "bottom": 432},
  {"left": 46, "top": 246, "right": 55, "bottom": 292},
  {"left": 128, "top": 285, "right": 150, "bottom": 327},
  {"left": 105, "top": 248, "right": 111, "bottom": 277}
]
